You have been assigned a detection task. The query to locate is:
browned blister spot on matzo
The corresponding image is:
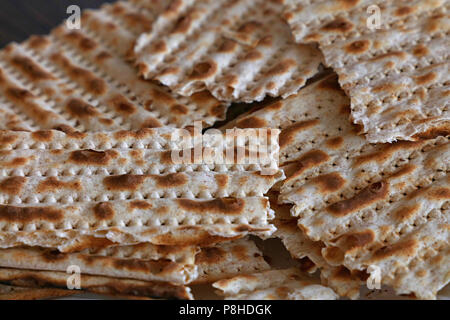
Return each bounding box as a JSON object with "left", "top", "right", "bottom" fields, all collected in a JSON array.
[
  {"left": 65, "top": 98, "right": 100, "bottom": 119},
  {"left": 235, "top": 116, "right": 268, "bottom": 129},
  {"left": 0, "top": 177, "right": 27, "bottom": 195},
  {"left": 371, "top": 239, "right": 419, "bottom": 262},
  {"left": 95, "top": 50, "right": 112, "bottom": 62},
  {"left": 238, "top": 20, "right": 262, "bottom": 34},
  {"left": 426, "top": 187, "right": 450, "bottom": 200},
  {"left": 412, "top": 44, "right": 430, "bottom": 57},
  {"left": 28, "top": 35, "right": 51, "bottom": 50},
  {"left": 0, "top": 206, "right": 63, "bottom": 223},
  {"left": 322, "top": 246, "right": 345, "bottom": 264},
  {"left": 39, "top": 249, "right": 68, "bottom": 263},
  {"left": 279, "top": 120, "right": 320, "bottom": 148},
  {"left": 111, "top": 258, "right": 177, "bottom": 274},
  {"left": 68, "top": 150, "right": 118, "bottom": 166},
  {"left": 395, "top": 6, "right": 415, "bottom": 16},
  {"left": 354, "top": 141, "right": 422, "bottom": 166},
  {"left": 327, "top": 181, "right": 389, "bottom": 217},
  {"left": 217, "top": 39, "right": 238, "bottom": 53},
  {"left": 128, "top": 200, "right": 152, "bottom": 210},
  {"left": 231, "top": 243, "right": 252, "bottom": 261},
  {"left": 414, "top": 72, "right": 437, "bottom": 85},
  {"left": 9, "top": 55, "right": 55, "bottom": 81},
  {"left": 287, "top": 150, "right": 330, "bottom": 179},
  {"left": 325, "top": 137, "right": 344, "bottom": 149},
  {"left": 413, "top": 125, "right": 450, "bottom": 140},
  {"left": 108, "top": 95, "right": 137, "bottom": 116},
  {"left": 149, "top": 40, "right": 168, "bottom": 55},
  {"left": 154, "top": 173, "right": 188, "bottom": 188},
  {"left": 170, "top": 104, "right": 188, "bottom": 115},
  {"left": 345, "top": 40, "right": 370, "bottom": 54},
  {"left": 285, "top": 1, "right": 448, "bottom": 143},
  {"left": 171, "top": 14, "right": 194, "bottom": 34},
  {"left": 5, "top": 88, "right": 54, "bottom": 124},
  {"left": 160, "top": 150, "right": 175, "bottom": 165},
  {"left": 0, "top": 133, "right": 18, "bottom": 146},
  {"left": 50, "top": 53, "right": 107, "bottom": 96},
  {"left": 79, "top": 37, "right": 97, "bottom": 51},
  {"left": 215, "top": 174, "right": 229, "bottom": 188},
  {"left": 189, "top": 61, "right": 218, "bottom": 80},
  {"left": 310, "top": 173, "right": 347, "bottom": 194},
  {"left": 317, "top": 75, "right": 343, "bottom": 92},
  {"left": 177, "top": 198, "right": 245, "bottom": 215},
  {"left": 387, "top": 164, "right": 417, "bottom": 180},
  {"left": 195, "top": 247, "right": 226, "bottom": 264},
  {"left": 103, "top": 175, "right": 146, "bottom": 191},
  {"left": 0, "top": 157, "right": 30, "bottom": 168},
  {"left": 149, "top": 88, "right": 176, "bottom": 105},
  {"left": 321, "top": 18, "right": 354, "bottom": 33},
  {"left": 31, "top": 130, "right": 54, "bottom": 142},
  {"left": 372, "top": 83, "right": 405, "bottom": 94},
  {"left": 164, "top": 0, "right": 183, "bottom": 17},
  {"left": 52, "top": 125, "right": 86, "bottom": 139},
  {"left": 393, "top": 203, "right": 422, "bottom": 222},
  {"left": 36, "top": 177, "right": 82, "bottom": 193},
  {"left": 265, "top": 59, "right": 297, "bottom": 77},
  {"left": 337, "top": 0, "right": 361, "bottom": 10},
  {"left": 93, "top": 202, "right": 115, "bottom": 220},
  {"left": 341, "top": 229, "right": 376, "bottom": 251}
]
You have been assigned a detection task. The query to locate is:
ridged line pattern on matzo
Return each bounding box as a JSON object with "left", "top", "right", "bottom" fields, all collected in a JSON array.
[
  {"left": 0, "top": 238, "right": 269, "bottom": 285},
  {"left": 284, "top": 0, "right": 449, "bottom": 142},
  {"left": 0, "top": 267, "right": 194, "bottom": 300},
  {"left": 76, "top": 7, "right": 228, "bottom": 125},
  {"left": 222, "top": 74, "right": 351, "bottom": 166},
  {"left": 0, "top": 127, "right": 281, "bottom": 152},
  {"left": 0, "top": 197, "right": 275, "bottom": 248},
  {"left": 133, "top": 0, "right": 322, "bottom": 103},
  {"left": 0, "top": 246, "right": 197, "bottom": 284},
  {"left": 1, "top": 41, "right": 159, "bottom": 131},
  {"left": 1, "top": 240, "right": 199, "bottom": 264},
  {"left": 193, "top": 237, "right": 270, "bottom": 284},
  {"left": 0, "top": 128, "right": 281, "bottom": 178},
  {"left": 0, "top": 171, "right": 283, "bottom": 205},
  {"left": 0, "top": 147, "right": 280, "bottom": 179},
  {"left": 0, "top": 128, "right": 278, "bottom": 151},
  {"left": 269, "top": 190, "right": 367, "bottom": 299},
  {"left": 225, "top": 74, "right": 449, "bottom": 299},
  {"left": 0, "top": 128, "right": 282, "bottom": 251},
  {"left": 0, "top": 103, "right": 33, "bottom": 131},
  {"left": 279, "top": 135, "right": 449, "bottom": 298},
  {"left": 0, "top": 1, "right": 227, "bottom": 131},
  {"left": 271, "top": 91, "right": 449, "bottom": 299},
  {"left": 212, "top": 268, "right": 338, "bottom": 299}
]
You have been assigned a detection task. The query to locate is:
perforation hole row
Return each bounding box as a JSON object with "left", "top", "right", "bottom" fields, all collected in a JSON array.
[{"left": 0, "top": 216, "right": 266, "bottom": 232}]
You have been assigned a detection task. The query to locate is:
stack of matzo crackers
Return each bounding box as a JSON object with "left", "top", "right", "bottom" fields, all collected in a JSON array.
[{"left": 0, "top": 0, "right": 447, "bottom": 300}]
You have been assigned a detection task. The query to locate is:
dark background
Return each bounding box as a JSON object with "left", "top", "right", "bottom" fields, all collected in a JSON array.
[{"left": 0, "top": 0, "right": 113, "bottom": 48}]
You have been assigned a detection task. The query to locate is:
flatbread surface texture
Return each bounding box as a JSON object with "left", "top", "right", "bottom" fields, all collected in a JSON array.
[
  {"left": 284, "top": 0, "right": 449, "bottom": 142},
  {"left": 227, "top": 74, "right": 450, "bottom": 299},
  {"left": 213, "top": 268, "right": 338, "bottom": 299},
  {"left": 0, "top": 0, "right": 228, "bottom": 131},
  {"left": 0, "top": 128, "right": 282, "bottom": 251},
  {"left": 133, "top": 0, "right": 322, "bottom": 103}
]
